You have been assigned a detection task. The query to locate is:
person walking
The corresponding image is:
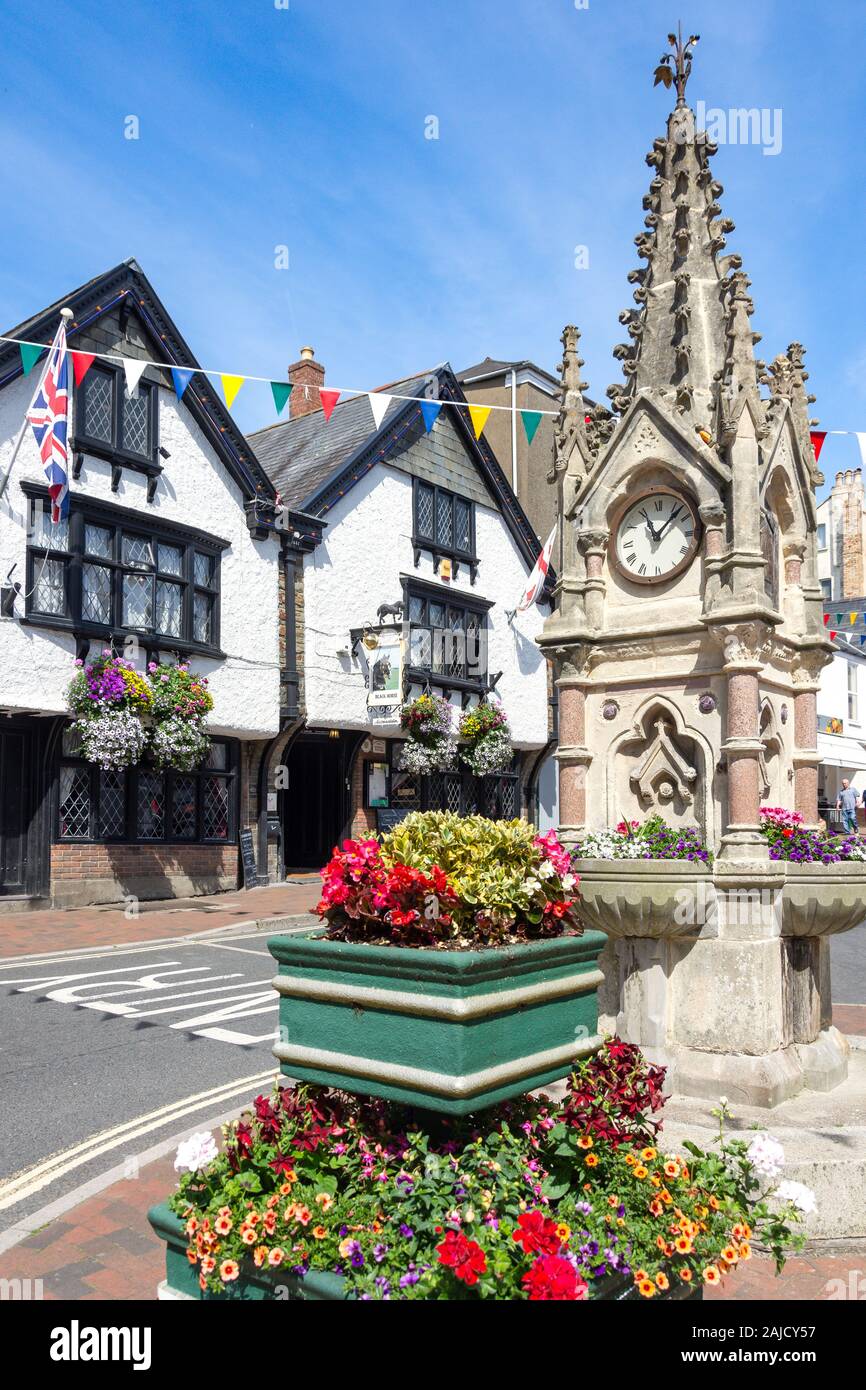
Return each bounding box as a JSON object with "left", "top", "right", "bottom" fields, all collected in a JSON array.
[{"left": 837, "top": 779, "right": 859, "bottom": 834}]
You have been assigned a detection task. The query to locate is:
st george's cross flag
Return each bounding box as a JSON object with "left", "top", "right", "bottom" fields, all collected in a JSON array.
[
  {"left": 27, "top": 322, "right": 70, "bottom": 522},
  {"left": 517, "top": 524, "right": 557, "bottom": 612}
]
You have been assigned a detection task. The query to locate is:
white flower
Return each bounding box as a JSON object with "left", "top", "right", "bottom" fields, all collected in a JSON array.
[
  {"left": 174, "top": 1130, "right": 218, "bottom": 1173},
  {"left": 718, "top": 1095, "right": 729, "bottom": 1107},
  {"left": 537, "top": 859, "right": 555, "bottom": 879},
  {"left": 776, "top": 1180, "right": 817, "bottom": 1215},
  {"left": 746, "top": 1132, "right": 785, "bottom": 1180},
  {"left": 561, "top": 873, "right": 575, "bottom": 890}
]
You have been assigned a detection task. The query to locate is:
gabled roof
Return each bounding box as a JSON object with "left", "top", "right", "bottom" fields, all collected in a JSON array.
[
  {"left": 247, "top": 364, "right": 544, "bottom": 572},
  {"left": 0, "top": 259, "right": 276, "bottom": 503},
  {"left": 457, "top": 356, "right": 560, "bottom": 390}
]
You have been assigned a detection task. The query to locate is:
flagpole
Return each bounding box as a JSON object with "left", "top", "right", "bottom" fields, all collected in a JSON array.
[{"left": 0, "top": 308, "right": 73, "bottom": 506}]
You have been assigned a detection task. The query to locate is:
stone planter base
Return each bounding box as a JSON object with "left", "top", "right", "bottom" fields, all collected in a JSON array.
[
  {"left": 268, "top": 929, "right": 607, "bottom": 1115},
  {"left": 148, "top": 1203, "right": 700, "bottom": 1301}
]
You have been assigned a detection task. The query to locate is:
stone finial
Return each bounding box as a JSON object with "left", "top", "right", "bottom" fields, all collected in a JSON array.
[{"left": 553, "top": 325, "right": 594, "bottom": 485}]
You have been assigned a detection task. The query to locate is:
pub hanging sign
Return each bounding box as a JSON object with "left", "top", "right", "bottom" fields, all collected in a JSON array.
[{"left": 365, "top": 626, "right": 403, "bottom": 727}]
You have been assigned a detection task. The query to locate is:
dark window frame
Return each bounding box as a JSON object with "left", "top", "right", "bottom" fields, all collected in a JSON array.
[
  {"left": 73, "top": 361, "right": 160, "bottom": 471},
  {"left": 388, "top": 742, "right": 519, "bottom": 819},
  {"left": 412, "top": 478, "right": 477, "bottom": 581},
  {"left": 56, "top": 734, "right": 239, "bottom": 846},
  {"left": 401, "top": 576, "right": 492, "bottom": 695},
  {"left": 22, "top": 485, "right": 225, "bottom": 658}
]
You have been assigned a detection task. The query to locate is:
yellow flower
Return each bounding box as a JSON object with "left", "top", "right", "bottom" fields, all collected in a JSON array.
[
  {"left": 634, "top": 1164, "right": 649, "bottom": 1180},
  {"left": 577, "top": 1135, "right": 594, "bottom": 1150},
  {"left": 637, "top": 1278, "right": 656, "bottom": 1298},
  {"left": 312, "top": 1225, "right": 328, "bottom": 1240},
  {"left": 556, "top": 1223, "right": 571, "bottom": 1242},
  {"left": 585, "top": 1153, "right": 599, "bottom": 1168},
  {"left": 703, "top": 1265, "right": 722, "bottom": 1285},
  {"left": 739, "top": 1242, "right": 752, "bottom": 1261},
  {"left": 721, "top": 1245, "right": 739, "bottom": 1265},
  {"left": 640, "top": 1147, "right": 657, "bottom": 1162}
]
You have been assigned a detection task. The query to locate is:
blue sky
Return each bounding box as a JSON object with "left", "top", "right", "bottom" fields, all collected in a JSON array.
[{"left": 2, "top": 0, "right": 865, "bottom": 493}]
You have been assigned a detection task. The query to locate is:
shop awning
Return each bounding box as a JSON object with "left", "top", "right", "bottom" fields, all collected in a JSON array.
[{"left": 817, "top": 732, "right": 866, "bottom": 770}]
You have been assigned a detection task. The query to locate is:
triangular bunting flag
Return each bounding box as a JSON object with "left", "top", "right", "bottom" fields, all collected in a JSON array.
[
  {"left": 836, "top": 613, "right": 843, "bottom": 626},
  {"left": 220, "top": 375, "right": 245, "bottom": 409},
  {"left": 319, "top": 389, "right": 341, "bottom": 421},
  {"left": 851, "top": 612, "right": 858, "bottom": 625},
  {"left": 823, "top": 613, "right": 830, "bottom": 625},
  {"left": 19, "top": 342, "right": 44, "bottom": 376},
  {"left": 420, "top": 400, "right": 441, "bottom": 433},
  {"left": 810, "top": 430, "right": 827, "bottom": 461},
  {"left": 468, "top": 404, "right": 491, "bottom": 440},
  {"left": 520, "top": 410, "right": 543, "bottom": 445},
  {"left": 830, "top": 631, "right": 837, "bottom": 640},
  {"left": 122, "top": 358, "right": 148, "bottom": 395},
  {"left": 171, "top": 368, "right": 195, "bottom": 400},
  {"left": 368, "top": 392, "right": 392, "bottom": 430},
  {"left": 71, "top": 351, "right": 95, "bottom": 386},
  {"left": 271, "top": 381, "right": 292, "bottom": 415}
]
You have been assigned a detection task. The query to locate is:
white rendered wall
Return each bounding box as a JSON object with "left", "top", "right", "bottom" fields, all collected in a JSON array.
[
  {"left": 302, "top": 463, "right": 549, "bottom": 747},
  {"left": 0, "top": 371, "right": 281, "bottom": 738}
]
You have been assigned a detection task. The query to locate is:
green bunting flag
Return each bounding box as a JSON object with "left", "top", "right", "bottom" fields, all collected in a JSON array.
[
  {"left": 520, "top": 410, "right": 543, "bottom": 445},
  {"left": 836, "top": 613, "right": 843, "bottom": 626},
  {"left": 19, "top": 342, "right": 43, "bottom": 376},
  {"left": 271, "top": 381, "right": 293, "bottom": 415}
]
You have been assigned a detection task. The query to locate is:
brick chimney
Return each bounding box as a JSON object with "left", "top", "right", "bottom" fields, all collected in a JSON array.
[{"left": 288, "top": 346, "right": 325, "bottom": 420}]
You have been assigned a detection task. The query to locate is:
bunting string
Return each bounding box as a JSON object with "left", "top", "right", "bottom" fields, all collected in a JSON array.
[{"left": 0, "top": 331, "right": 556, "bottom": 447}]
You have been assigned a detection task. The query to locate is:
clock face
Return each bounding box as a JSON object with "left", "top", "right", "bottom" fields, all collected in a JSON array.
[{"left": 613, "top": 490, "right": 701, "bottom": 584}]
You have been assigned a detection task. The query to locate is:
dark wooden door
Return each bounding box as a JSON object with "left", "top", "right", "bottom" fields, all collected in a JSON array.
[
  {"left": 282, "top": 737, "right": 344, "bottom": 870},
  {"left": 0, "top": 732, "right": 27, "bottom": 893}
]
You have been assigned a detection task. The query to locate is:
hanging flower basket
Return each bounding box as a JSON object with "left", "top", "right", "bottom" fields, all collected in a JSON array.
[
  {"left": 147, "top": 662, "right": 214, "bottom": 721},
  {"left": 149, "top": 715, "right": 211, "bottom": 772},
  {"left": 398, "top": 694, "right": 457, "bottom": 775},
  {"left": 72, "top": 709, "right": 148, "bottom": 771},
  {"left": 67, "top": 651, "right": 153, "bottom": 717},
  {"left": 458, "top": 700, "right": 513, "bottom": 776}
]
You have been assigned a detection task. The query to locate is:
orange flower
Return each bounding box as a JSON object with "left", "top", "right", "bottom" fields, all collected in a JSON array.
[
  {"left": 649, "top": 1199, "right": 664, "bottom": 1217},
  {"left": 722, "top": 1245, "right": 739, "bottom": 1265},
  {"left": 624, "top": 1153, "right": 636, "bottom": 1167},
  {"left": 577, "top": 1135, "right": 594, "bottom": 1150},
  {"left": 186, "top": 1247, "right": 198, "bottom": 1265},
  {"left": 263, "top": 1211, "right": 277, "bottom": 1235},
  {"left": 739, "top": 1242, "right": 752, "bottom": 1261},
  {"left": 268, "top": 1248, "right": 285, "bottom": 1267},
  {"left": 253, "top": 1246, "right": 268, "bottom": 1268},
  {"left": 608, "top": 1195, "right": 619, "bottom": 1208},
  {"left": 703, "top": 1265, "right": 722, "bottom": 1285},
  {"left": 185, "top": 1217, "right": 199, "bottom": 1236},
  {"left": 640, "top": 1147, "right": 657, "bottom": 1162},
  {"left": 655, "top": 1272, "right": 669, "bottom": 1291},
  {"left": 675, "top": 1235, "right": 693, "bottom": 1255},
  {"left": 732, "top": 1223, "right": 745, "bottom": 1240},
  {"left": 312, "top": 1225, "right": 328, "bottom": 1240},
  {"left": 200, "top": 1255, "right": 216, "bottom": 1276},
  {"left": 199, "top": 1273, "right": 208, "bottom": 1292},
  {"left": 709, "top": 1195, "right": 720, "bottom": 1210},
  {"left": 240, "top": 1225, "right": 257, "bottom": 1246},
  {"left": 267, "top": 1194, "right": 279, "bottom": 1209},
  {"left": 315, "top": 1193, "right": 334, "bottom": 1211},
  {"left": 219, "top": 1260, "right": 240, "bottom": 1283},
  {"left": 556, "top": 1223, "right": 571, "bottom": 1242},
  {"left": 637, "top": 1279, "right": 656, "bottom": 1298},
  {"left": 634, "top": 1165, "right": 649, "bottom": 1180},
  {"left": 679, "top": 1266, "right": 693, "bottom": 1282},
  {"left": 649, "top": 1175, "right": 662, "bottom": 1188},
  {"left": 663, "top": 1159, "right": 680, "bottom": 1179},
  {"left": 585, "top": 1153, "right": 599, "bottom": 1168},
  {"left": 634, "top": 1268, "right": 649, "bottom": 1282},
  {"left": 214, "top": 1212, "right": 233, "bottom": 1236},
  {"left": 656, "top": 1235, "right": 667, "bottom": 1250},
  {"left": 659, "top": 1189, "right": 673, "bottom": 1205}
]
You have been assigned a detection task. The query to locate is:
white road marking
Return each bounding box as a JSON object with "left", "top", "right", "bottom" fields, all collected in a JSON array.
[
  {"left": 0, "top": 1069, "right": 277, "bottom": 1212},
  {"left": 196, "top": 1025, "right": 280, "bottom": 1045}
]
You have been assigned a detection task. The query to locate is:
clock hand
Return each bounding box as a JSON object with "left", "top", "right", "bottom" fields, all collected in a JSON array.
[
  {"left": 656, "top": 505, "right": 683, "bottom": 542},
  {"left": 639, "top": 508, "right": 661, "bottom": 542}
]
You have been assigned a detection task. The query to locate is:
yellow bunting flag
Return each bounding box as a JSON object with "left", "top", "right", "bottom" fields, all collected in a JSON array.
[
  {"left": 468, "top": 405, "right": 491, "bottom": 440},
  {"left": 851, "top": 612, "right": 858, "bottom": 625},
  {"left": 220, "top": 374, "right": 245, "bottom": 409}
]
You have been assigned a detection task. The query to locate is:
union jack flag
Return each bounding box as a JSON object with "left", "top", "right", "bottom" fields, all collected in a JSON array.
[{"left": 27, "top": 323, "right": 70, "bottom": 522}]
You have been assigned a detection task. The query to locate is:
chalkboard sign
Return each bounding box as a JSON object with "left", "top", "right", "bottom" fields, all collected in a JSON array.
[
  {"left": 239, "top": 828, "right": 258, "bottom": 886},
  {"left": 376, "top": 808, "right": 413, "bottom": 834}
]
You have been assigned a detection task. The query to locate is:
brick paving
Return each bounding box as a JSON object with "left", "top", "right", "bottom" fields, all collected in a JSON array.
[
  {"left": 0, "top": 880, "right": 320, "bottom": 959},
  {"left": 0, "top": 1148, "right": 862, "bottom": 1301}
]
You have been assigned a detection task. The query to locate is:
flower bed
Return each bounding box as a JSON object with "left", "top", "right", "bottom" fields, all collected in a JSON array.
[
  {"left": 760, "top": 806, "right": 866, "bottom": 863},
  {"left": 574, "top": 815, "right": 712, "bottom": 864},
  {"left": 157, "top": 1040, "right": 808, "bottom": 1302},
  {"left": 317, "top": 812, "right": 578, "bottom": 948}
]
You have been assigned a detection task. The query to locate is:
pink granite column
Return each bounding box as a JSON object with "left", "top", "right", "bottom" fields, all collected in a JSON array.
[
  {"left": 793, "top": 683, "right": 819, "bottom": 825},
  {"left": 726, "top": 668, "right": 761, "bottom": 826},
  {"left": 558, "top": 683, "right": 587, "bottom": 833}
]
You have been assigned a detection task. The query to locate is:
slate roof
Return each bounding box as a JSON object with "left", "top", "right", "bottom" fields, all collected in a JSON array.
[
  {"left": 457, "top": 356, "right": 560, "bottom": 388},
  {"left": 247, "top": 371, "right": 433, "bottom": 509}
]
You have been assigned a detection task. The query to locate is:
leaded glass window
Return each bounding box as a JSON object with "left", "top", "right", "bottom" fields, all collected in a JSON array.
[
  {"left": 32, "top": 506, "right": 69, "bottom": 551},
  {"left": 454, "top": 498, "right": 471, "bottom": 552},
  {"left": 85, "top": 524, "right": 112, "bottom": 559},
  {"left": 123, "top": 573, "right": 153, "bottom": 628},
  {"left": 122, "top": 534, "right": 153, "bottom": 568},
  {"left": 172, "top": 777, "right": 197, "bottom": 839},
  {"left": 137, "top": 772, "right": 165, "bottom": 839},
  {"left": 156, "top": 580, "right": 183, "bottom": 636},
  {"left": 194, "top": 553, "right": 213, "bottom": 587},
  {"left": 193, "top": 592, "right": 213, "bottom": 644},
  {"left": 436, "top": 493, "right": 453, "bottom": 547},
  {"left": 158, "top": 544, "right": 183, "bottom": 577},
  {"left": 59, "top": 767, "right": 91, "bottom": 839},
  {"left": 203, "top": 776, "right": 230, "bottom": 840},
  {"left": 416, "top": 484, "right": 434, "bottom": 539},
  {"left": 82, "top": 563, "right": 112, "bottom": 624},
  {"left": 33, "top": 558, "right": 66, "bottom": 615},
  {"left": 83, "top": 369, "right": 114, "bottom": 443},
  {"left": 99, "top": 770, "right": 126, "bottom": 838},
  {"left": 405, "top": 588, "right": 488, "bottom": 687},
  {"left": 79, "top": 365, "right": 155, "bottom": 462},
  {"left": 122, "top": 388, "right": 151, "bottom": 457},
  {"left": 413, "top": 481, "right": 474, "bottom": 558}
]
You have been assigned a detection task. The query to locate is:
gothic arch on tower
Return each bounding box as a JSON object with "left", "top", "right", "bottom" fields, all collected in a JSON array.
[{"left": 604, "top": 692, "right": 715, "bottom": 839}]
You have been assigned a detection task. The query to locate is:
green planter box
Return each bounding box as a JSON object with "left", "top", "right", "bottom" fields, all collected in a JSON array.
[
  {"left": 267, "top": 928, "right": 606, "bottom": 1115},
  {"left": 148, "top": 1204, "right": 700, "bottom": 1302}
]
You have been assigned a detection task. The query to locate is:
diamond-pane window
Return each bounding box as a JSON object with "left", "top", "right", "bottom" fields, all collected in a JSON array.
[
  {"left": 158, "top": 544, "right": 183, "bottom": 577},
  {"left": 84, "top": 370, "right": 114, "bottom": 443},
  {"left": 445, "top": 775, "right": 462, "bottom": 813},
  {"left": 429, "top": 602, "right": 445, "bottom": 630},
  {"left": 156, "top": 580, "right": 182, "bottom": 636},
  {"left": 408, "top": 594, "right": 425, "bottom": 624},
  {"left": 123, "top": 573, "right": 153, "bottom": 628},
  {"left": 172, "top": 777, "right": 197, "bottom": 839},
  {"left": 436, "top": 493, "right": 453, "bottom": 547},
  {"left": 193, "top": 592, "right": 213, "bottom": 644},
  {"left": 84, "top": 524, "right": 112, "bottom": 558},
  {"left": 122, "top": 387, "right": 151, "bottom": 457},
  {"left": 416, "top": 484, "right": 434, "bottom": 538},
  {"left": 194, "top": 552, "right": 213, "bottom": 587},
  {"left": 137, "top": 772, "right": 164, "bottom": 839},
  {"left": 122, "top": 534, "right": 153, "bottom": 567},
  {"left": 500, "top": 780, "right": 517, "bottom": 818},
  {"left": 454, "top": 499, "right": 471, "bottom": 552},
  {"left": 59, "top": 767, "right": 91, "bottom": 839},
  {"left": 410, "top": 627, "right": 432, "bottom": 668},
  {"left": 82, "top": 563, "right": 112, "bottom": 624},
  {"left": 203, "top": 777, "right": 230, "bottom": 840},
  {"left": 427, "top": 773, "right": 445, "bottom": 809},
  {"left": 33, "top": 557, "right": 66, "bottom": 615},
  {"left": 99, "top": 770, "right": 126, "bottom": 838},
  {"left": 447, "top": 611, "right": 465, "bottom": 678},
  {"left": 32, "top": 506, "right": 69, "bottom": 551}
]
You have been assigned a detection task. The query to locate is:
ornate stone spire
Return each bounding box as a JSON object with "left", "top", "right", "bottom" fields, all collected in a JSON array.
[
  {"left": 553, "top": 325, "right": 613, "bottom": 483},
  {"left": 608, "top": 29, "right": 759, "bottom": 437}
]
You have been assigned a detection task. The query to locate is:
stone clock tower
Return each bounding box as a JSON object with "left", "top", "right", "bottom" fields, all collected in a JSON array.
[{"left": 540, "top": 32, "right": 866, "bottom": 1107}]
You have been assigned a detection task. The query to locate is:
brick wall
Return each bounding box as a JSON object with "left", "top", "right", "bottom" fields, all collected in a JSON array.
[
  {"left": 50, "top": 842, "right": 239, "bottom": 908},
  {"left": 350, "top": 757, "right": 376, "bottom": 838}
]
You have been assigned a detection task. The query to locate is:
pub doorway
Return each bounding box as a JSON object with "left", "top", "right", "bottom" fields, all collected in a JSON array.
[{"left": 281, "top": 730, "right": 356, "bottom": 871}]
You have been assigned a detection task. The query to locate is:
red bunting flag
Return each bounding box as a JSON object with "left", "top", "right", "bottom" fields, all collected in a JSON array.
[
  {"left": 320, "top": 389, "right": 340, "bottom": 422},
  {"left": 810, "top": 431, "right": 827, "bottom": 461},
  {"left": 823, "top": 613, "right": 830, "bottom": 625},
  {"left": 830, "top": 631, "right": 837, "bottom": 640},
  {"left": 71, "top": 351, "right": 95, "bottom": 386}
]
